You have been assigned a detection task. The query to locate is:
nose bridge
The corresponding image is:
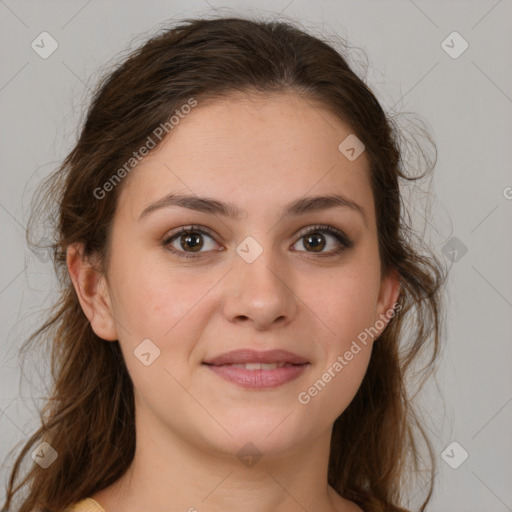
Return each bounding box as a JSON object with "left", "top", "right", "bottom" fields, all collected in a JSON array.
[{"left": 223, "top": 234, "right": 297, "bottom": 328}]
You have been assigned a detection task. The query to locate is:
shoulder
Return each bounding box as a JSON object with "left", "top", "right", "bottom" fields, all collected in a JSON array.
[{"left": 66, "top": 497, "right": 106, "bottom": 512}]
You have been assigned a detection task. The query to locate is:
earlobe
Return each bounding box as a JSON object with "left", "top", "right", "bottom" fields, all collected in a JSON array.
[{"left": 66, "top": 243, "right": 118, "bottom": 341}]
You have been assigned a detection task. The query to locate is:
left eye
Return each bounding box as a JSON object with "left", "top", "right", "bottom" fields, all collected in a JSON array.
[
  {"left": 291, "top": 225, "right": 350, "bottom": 255},
  {"left": 163, "top": 224, "right": 351, "bottom": 259}
]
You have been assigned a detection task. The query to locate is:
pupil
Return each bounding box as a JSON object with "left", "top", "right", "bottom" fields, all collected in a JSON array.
[
  {"left": 305, "top": 233, "right": 325, "bottom": 252},
  {"left": 182, "top": 233, "right": 203, "bottom": 252}
]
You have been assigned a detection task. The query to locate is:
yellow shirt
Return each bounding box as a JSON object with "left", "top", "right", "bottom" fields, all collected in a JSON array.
[{"left": 67, "top": 498, "right": 106, "bottom": 512}]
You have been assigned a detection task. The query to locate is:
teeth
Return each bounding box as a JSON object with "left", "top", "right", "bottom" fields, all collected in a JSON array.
[
  {"left": 247, "top": 363, "right": 266, "bottom": 370},
  {"left": 228, "top": 362, "right": 288, "bottom": 370},
  {"left": 262, "top": 363, "right": 280, "bottom": 370}
]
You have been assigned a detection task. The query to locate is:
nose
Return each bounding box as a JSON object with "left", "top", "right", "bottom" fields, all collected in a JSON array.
[{"left": 222, "top": 248, "right": 298, "bottom": 330}]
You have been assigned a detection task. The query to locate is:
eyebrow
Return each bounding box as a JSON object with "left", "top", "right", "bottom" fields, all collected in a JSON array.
[{"left": 138, "top": 192, "right": 367, "bottom": 226}]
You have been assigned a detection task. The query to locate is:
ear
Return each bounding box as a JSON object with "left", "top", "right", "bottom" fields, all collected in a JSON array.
[
  {"left": 66, "top": 242, "right": 118, "bottom": 341},
  {"left": 374, "top": 267, "right": 402, "bottom": 338}
]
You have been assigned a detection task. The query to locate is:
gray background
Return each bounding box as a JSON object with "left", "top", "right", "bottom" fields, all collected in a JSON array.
[{"left": 1, "top": 1, "right": 511, "bottom": 510}]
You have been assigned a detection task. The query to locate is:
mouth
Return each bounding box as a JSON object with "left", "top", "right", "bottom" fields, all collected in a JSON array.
[{"left": 202, "top": 349, "right": 310, "bottom": 389}]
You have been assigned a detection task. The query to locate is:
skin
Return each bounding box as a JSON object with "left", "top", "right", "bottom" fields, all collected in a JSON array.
[{"left": 67, "top": 91, "right": 400, "bottom": 512}]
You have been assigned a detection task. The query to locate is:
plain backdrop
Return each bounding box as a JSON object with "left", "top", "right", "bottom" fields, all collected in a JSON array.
[{"left": 1, "top": 1, "right": 511, "bottom": 511}]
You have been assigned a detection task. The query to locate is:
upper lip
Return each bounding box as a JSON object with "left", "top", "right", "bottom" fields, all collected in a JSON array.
[{"left": 203, "top": 349, "right": 309, "bottom": 366}]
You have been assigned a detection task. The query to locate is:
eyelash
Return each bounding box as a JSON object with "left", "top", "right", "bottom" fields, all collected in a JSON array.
[{"left": 162, "top": 224, "right": 353, "bottom": 260}]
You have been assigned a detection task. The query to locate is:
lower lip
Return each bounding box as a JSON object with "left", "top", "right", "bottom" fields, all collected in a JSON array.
[{"left": 203, "top": 363, "right": 309, "bottom": 389}]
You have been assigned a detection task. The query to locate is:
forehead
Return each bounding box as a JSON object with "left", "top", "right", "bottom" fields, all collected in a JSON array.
[{"left": 116, "top": 91, "right": 374, "bottom": 224}]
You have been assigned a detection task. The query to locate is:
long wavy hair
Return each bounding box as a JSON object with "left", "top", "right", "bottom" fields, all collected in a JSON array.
[{"left": 2, "top": 15, "right": 447, "bottom": 512}]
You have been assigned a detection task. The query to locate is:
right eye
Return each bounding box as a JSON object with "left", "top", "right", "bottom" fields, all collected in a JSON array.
[{"left": 162, "top": 225, "right": 222, "bottom": 259}]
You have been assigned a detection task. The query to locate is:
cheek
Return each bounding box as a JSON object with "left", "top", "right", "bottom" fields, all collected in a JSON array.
[
  {"left": 110, "top": 261, "right": 222, "bottom": 379},
  {"left": 297, "top": 284, "right": 376, "bottom": 424},
  {"left": 295, "top": 259, "right": 379, "bottom": 414},
  {"left": 111, "top": 267, "right": 213, "bottom": 392},
  {"left": 110, "top": 256, "right": 203, "bottom": 335},
  {"left": 305, "top": 265, "right": 381, "bottom": 348}
]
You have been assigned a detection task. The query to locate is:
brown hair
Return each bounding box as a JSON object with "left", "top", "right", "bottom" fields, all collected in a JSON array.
[{"left": 3, "top": 15, "right": 447, "bottom": 512}]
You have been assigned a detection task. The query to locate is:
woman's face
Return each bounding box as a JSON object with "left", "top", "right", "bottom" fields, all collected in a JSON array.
[{"left": 70, "top": 91, "right": 400, "bottom": 459}]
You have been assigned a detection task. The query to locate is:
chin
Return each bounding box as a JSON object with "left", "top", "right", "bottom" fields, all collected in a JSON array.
[{"left": 195, "top": 412, "right": 312, "bottom": 460}]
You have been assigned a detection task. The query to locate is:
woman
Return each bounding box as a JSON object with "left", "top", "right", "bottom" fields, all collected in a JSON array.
[{"left": 3, "top": 16, "right": 446, "bottom": 512}]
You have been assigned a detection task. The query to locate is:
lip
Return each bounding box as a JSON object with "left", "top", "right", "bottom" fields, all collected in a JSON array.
[
  {"left": 204, "top": 364, "right": 309, "bottom": 388},
  {"left": 202, "top": 349, "right": 310, "bottom": 389},
  {"left": 203, "top": 349, "right": 309, "bottom": 366}
]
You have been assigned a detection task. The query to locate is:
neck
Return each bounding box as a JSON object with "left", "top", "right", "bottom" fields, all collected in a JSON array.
[{"left": 91, "top": 407, "right": 354, "bottom": 512}]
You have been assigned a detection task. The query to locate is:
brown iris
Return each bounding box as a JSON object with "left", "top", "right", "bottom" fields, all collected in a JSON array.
[
  {"left": 303, "top": 232, "right": 326, "bottom": 252},
  {"left": 180, "top": 232, "right": 204, "bottom": 252}
]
